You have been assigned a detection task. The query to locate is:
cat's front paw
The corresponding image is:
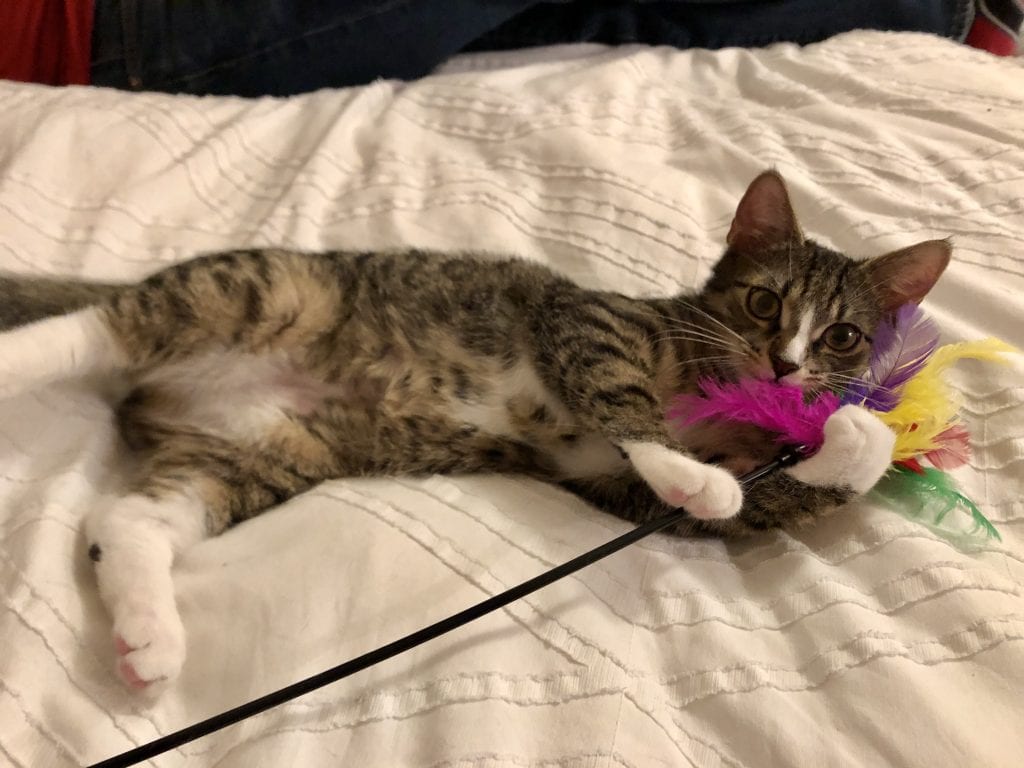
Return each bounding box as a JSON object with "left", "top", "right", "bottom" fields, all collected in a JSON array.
[
  {"left": 624, "top": 441, "right": 743, "bottom": 520},
  {"left": 788, "top": 404, "right": 895, "bottom": 493},
  {"left": 112, "top": 605, "right": 186, "bottom": 693}
]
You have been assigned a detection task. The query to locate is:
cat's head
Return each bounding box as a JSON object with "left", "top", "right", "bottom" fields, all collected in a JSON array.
[{"left": 695, "top": 170, "right": 950, "bottom": 393}]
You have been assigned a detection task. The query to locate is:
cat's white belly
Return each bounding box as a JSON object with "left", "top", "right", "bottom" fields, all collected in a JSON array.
[
  {"left": 139, "top": 351, "right": 331, "bottom": 443},
  {"left": 144, "top": 352, "right": 628, "bottom": 477}
]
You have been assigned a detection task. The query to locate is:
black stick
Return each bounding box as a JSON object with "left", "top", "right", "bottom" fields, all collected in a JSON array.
[{"left": 88, "top": 448, "right": 798, "bottom": 768}]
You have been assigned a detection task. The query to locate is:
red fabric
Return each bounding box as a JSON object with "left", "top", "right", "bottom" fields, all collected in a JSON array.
[
  {"left": 965, "top": 15, "right": 1020, "bottom": 56},
  {"left": 0, "top": 0, "right": 95, "bottom": 85}
]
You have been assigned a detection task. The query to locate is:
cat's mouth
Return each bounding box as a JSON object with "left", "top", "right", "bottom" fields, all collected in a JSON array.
[
  {"left": 742, "top": 357, "right": 812, "bottom": 389},
  {"left": 740, "top": 357, "right": 833, "bottom": 397},
  {"left": 707, "top": 351, "right": 830, "bottom": 398}
]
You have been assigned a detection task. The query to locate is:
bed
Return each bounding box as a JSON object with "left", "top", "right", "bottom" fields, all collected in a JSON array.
[{"left": 1, "top": 30, "right": 1022, "bottom": 768}]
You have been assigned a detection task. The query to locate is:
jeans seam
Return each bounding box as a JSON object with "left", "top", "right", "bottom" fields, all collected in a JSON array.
[
  {"left": 951, "top": 0, "right": 976, "bottom": 41},
  {"left": 155, "top": 0, "right": 411, "bottom": 89}
]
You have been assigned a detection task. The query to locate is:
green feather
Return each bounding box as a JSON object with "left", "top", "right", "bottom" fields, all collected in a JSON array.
[{"left": 871, "top": 466, "right": 1001, "bottom": 541}]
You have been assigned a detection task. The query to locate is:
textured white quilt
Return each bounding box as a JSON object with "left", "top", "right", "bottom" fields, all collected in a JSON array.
[{"left": 1, "top": 31, "right": 1022, "bottom": 768}]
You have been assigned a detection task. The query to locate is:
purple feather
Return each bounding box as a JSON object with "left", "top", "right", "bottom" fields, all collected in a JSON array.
[
  {"left": 841, "top": 303, "right": 938, "bottom": 412},
  {"left": 668, "top": 378, "right": 839, "bottom": 453}
]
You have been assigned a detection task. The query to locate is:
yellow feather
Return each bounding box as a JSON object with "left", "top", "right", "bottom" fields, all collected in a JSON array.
[{"left": 873, "top": 338, "right": 1017, "bottom": 461}]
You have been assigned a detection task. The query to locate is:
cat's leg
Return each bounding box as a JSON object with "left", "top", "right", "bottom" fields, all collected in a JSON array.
[
  {"left": 787, "top": 405, "right": 895, "bottom": 494},
  {"left": 560, "top": 470, "right": 752, "bottom": 537},
  {"left": 84, "top": 489, "right": 206, "bottom": 692},
  {"left": 0, "top": 250, "right": 348, "bottom": 401},
  {"left": 738, "top": 405, "right": 896, "bottom": 529},
  {"left": 87, "top": 426, "right": 329, "bottom": 691},
  {"left": 0, "top": 307, "right": 128, "bottom": 400},
  {"left": 103, "top": 250, "right": 350, "bottom": 369},
  {"left": 536, "top": 299, "right": 743, "bottom": 521},
  {"left": 88, "top": 406, "right": 546, "bottom": 691},
  {"left": 616, "top": 441, "right": 743, "bottom": 521},
  {"left": 565, "top": 405, "right": 894, "bottom": 536},
  {"left": 575, "top": 393, "right": 742, "bottom": 522}
]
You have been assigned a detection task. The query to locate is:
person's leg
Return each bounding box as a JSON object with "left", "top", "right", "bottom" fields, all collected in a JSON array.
[
  {"left": 467, "top": 0, "right": 975, "bottom": 53},
  {"left": 90, "top": 0, "right": 537, "bottom": 96}
]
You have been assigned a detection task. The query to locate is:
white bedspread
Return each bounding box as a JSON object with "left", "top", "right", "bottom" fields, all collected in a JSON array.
[{"left": 1, "top": 31, "right": 1022, "bottom": 768}]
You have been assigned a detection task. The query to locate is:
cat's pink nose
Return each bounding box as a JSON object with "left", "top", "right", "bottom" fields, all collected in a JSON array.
[{"left": 770, "top": 355, "right": 799, "bottom": 379}]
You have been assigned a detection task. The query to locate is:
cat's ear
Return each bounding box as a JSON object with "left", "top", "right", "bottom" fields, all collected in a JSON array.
[
  {"left": 861, "top": 239, "right": 951, "bottom": 310},
  {"left": 726, "top": 170, "right": 803, "bottom": 251}
]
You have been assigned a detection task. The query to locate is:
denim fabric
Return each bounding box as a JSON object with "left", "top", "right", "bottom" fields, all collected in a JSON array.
[
  {"left": 91, "top": 0, "right": 973, "bottom": 97},
  {"left": 91, "top": 0, "right": 537, "bottom": 96},
  {"left": 469, "top": 0, "right": 973, "bottom": 52}
]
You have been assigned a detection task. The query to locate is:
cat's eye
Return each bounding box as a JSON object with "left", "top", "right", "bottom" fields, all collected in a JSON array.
[
  {"left": 822, "top": 323, "right": 862, "bottom": 352},
  {"left": 746, "top": 287, "right": 781, "bottom": 320}
]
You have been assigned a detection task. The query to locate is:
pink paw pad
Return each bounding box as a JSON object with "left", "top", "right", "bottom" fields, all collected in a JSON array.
[
  {"left": 665, "top": 488, "right": 692, "bottom": 507},
  {"left": 114, "top": 634, "right": 153, "bottom": 689},
  {"left": 118, "top": 658, "right": 150, "bottom": 690},
  {"left": 114, "top": 635, "right": 132, "bottom": 656}
]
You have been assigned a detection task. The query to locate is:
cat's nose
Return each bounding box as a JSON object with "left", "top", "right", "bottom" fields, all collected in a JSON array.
[{"left": 770, "top": 355, "right": 799, "bottom": 379}]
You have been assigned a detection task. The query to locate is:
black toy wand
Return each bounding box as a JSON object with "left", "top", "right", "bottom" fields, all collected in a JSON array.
[{"left": 88, "top": 447, "right": 799, "bottom": 768}]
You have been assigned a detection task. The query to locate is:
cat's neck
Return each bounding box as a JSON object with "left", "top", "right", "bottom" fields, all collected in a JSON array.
[{"left": 639, "top": 293, "right": 733, "bottom": 402}]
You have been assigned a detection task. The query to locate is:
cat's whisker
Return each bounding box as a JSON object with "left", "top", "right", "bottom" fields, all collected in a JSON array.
[
  {"left": 825, "top": 370, "right": 874, "bottom": 381},
  {"left": 661, "top": 350, "right": 736, "bottom": 364},
  {"left": 641, "top": 307, "right": 703, "bottom": 327},
  {"left": 673, "top": 300, "right": 751, "bottom": 348},
  {"left": 651, "top": 337, "right": 741, "bottom": 360},
  {"left": 659, "top": 360, "right": 733, "bottom": 376},
  {"left": 659, "top": 319, "right": 741, "bottom": 348},
  {"left": 651, "top": 318, "right": 736, "bottom": 341},
  {"left": 659, "top": 355, "right": 734, "bottom": 376},
  {"left": 650, "top": 320, "right": 740, "bottom": 345},
  {"left": 645, "top": 309, "right": 751, "bottom": 359},
  {"left": 823, "top": 372, "right": 864, "bottom": 383},
  {"left": 824, "top": 373, "right": 900, "bottom": 395},
  {"left": 656, "top": 335, "right": 738, "bottom": 355},
  {"left": 653, "top": 332, "right": 739, "bottom": 352},
  {"left": 826, "top": 373, "right": 870, "bottom": 383},
  {"left": 665, "top": 354, "right": 733, "bottom": 366},
  {"left": 658, "top": 343, "right": 737, "bottom": 357},
  {"left": 643, "top": 310, "right": 740, "bottom": 347}
]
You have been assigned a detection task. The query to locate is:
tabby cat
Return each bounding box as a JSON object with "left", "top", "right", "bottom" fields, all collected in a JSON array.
[{"left": 0, "top": 171, "right": 949, "bottom": 692}]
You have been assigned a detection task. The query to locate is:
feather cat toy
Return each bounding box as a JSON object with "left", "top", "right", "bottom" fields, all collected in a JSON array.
[{"left": 669, "top": 304, "right": 1016, "bottom": 540}]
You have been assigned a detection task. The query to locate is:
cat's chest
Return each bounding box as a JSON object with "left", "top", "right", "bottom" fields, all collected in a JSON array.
[{"left": 667, "top": 418, "right": 779, "bottom": 476}]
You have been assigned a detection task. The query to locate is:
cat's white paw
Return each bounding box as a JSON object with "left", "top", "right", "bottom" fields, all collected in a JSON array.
[
  {"left": 624, "top": 441, "right": 743, "bottom": 520},
  {"left": 788, "top": 404, "right": 895, "bottom": 493},
  {"left": 112, "top": 605, "right": 186, "bottom": 692}
]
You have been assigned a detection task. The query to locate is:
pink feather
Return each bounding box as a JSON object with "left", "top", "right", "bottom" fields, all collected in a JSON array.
[
  {"left": 668, "top": 378, "right": 839, "bottom": 453},
  {"left": 924, "top": 423, "right": 972, "bottom": 470}
]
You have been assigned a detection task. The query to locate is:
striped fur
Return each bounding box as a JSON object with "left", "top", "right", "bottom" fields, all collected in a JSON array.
[{"left": 0, "top": 170, "right": 950, "bottom": 689}]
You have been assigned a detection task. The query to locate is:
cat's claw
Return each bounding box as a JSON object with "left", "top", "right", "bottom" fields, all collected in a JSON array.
[
  {"left": 112, "top": 607, "right": 186, "bottom": 693},
  {"left": 624, "top": 442, "right": 743, "bottom": 520},
  {"left": 788, "top": 404, "right": 895, "bottom": 493}
]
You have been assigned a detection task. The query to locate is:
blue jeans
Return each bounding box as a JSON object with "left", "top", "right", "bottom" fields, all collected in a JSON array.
[{"left": 90, "top": 0, "right": 973, "bottom": 97}]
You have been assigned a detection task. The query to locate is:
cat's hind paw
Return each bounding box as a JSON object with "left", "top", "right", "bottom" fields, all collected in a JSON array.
[
  {"left": 113, "top": 606, "right": 186, "bottom": 693},
  {"left": 624, "top": 441, "right": 743, "bottom": 520}
]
